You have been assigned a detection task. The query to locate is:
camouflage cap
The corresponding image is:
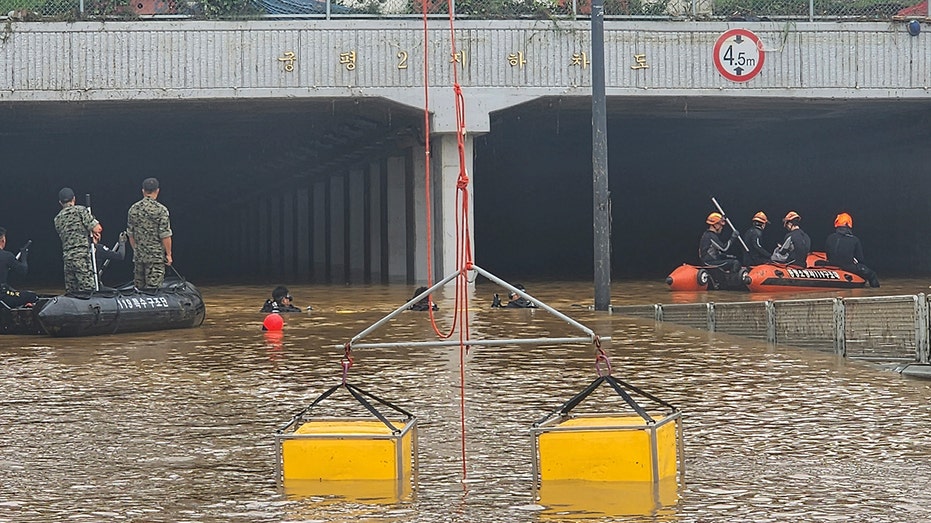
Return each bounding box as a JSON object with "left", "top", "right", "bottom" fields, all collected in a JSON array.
[
  {"left": 58, "top": 187, "right": 75, "bottom": 203},
  {"left": 142, "top": 177, "right": 159, "bottom": 192}
]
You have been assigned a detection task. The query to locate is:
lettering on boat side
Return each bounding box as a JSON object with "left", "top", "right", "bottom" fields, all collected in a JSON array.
[
  {"left": 117, "top": 297, "right": 171, "bottom": 309},
  {"left": 786, "top": 268, "right": 840, "bottom": 280}
]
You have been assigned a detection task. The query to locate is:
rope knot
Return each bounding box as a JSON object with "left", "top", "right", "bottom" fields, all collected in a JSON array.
[
  {"left": 341, "top": 343, "right": 354, "bottom": 384},
  {"left": 593, "top": 337, "right": 611, "bottom": 377}
]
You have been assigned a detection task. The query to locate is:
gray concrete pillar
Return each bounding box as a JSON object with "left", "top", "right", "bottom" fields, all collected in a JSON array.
[
  {"left": 249, "top": 201, "right": 260, "bottom": 274},
  {"left": 368, "top": 160, "right": 384, "bottom": 284},
  {"left": 433, "top": 132, "right": 474, "bottom": 280},
  {"left": 239, "top": 205, "right": 248, "bottom": 275},
  {"left": 348, "top": 168, "right": 365, "bottom": 283},
  {"left": 282, "top": 192, "right": 295, "bottom": 280},
  {"left": 411, "top": 145, "right": 428, "bottom": 282},
  {"left": 386, "top": 156, "right": 407, "bottom": 283},
  {"left": 259, "top": 197, "right": 270, "bottom": 276},
  {"left": 313, "top": 180, "right": 327, "bottom": 281},
  {"left": 296, "top": 187, "right": 310, "bottom": 281},
  {"left": 270, "top": 196, "right": 282, "bottom": 277},
  {"left": 330, "top": 175, "right": 346, "bottom": 283}
]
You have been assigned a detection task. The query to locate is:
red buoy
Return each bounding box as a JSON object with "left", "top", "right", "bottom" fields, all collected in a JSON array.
[{"left": 263, "top": 313, "right": 284, "bottom": 331}]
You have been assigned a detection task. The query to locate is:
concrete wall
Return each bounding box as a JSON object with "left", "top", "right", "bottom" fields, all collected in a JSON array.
[{"left": 1, "top": 21, "right": 928, "bottom": 108}]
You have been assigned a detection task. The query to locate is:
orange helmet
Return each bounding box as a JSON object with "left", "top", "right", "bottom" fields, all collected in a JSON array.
[
  {"left": 834, "top": 212, "right": 853, "bottom": 228},
  {"left": 752, "top": 211, "right": 768, "bottom": 224},
  {"left": 783, "top": 211, "right": 801, "bottom": 224},
  {"left": 706, "top": 212, "right": 724, "bottom": 225}
]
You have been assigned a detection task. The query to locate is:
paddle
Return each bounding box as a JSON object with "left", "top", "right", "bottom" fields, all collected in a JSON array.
[
  {"left": 14, "top": 240, "right": 31, "bottom": 261},
  {"left": 711, "top": 197, "right": 749, "bottom": 252},
  {"left": 86, "top": 194, "right": 100, "bottom": 291}
]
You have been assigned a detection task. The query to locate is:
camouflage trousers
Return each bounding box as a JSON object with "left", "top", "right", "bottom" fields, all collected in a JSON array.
[
  {"left": 63, "top": 250, "right": 96, "bottom": 294},
  {"left": 134, "top": 262, "right": 165, "bottom": 289}
]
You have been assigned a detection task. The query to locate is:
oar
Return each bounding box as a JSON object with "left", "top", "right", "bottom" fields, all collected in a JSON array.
[
  {"left": 15, "top": 240, "right": 31, "bottom": 261},
  {"left": 86, "top": 194, "right": 100, "bottom": 291},
  {"left": 711, "top": 197, "right": 749, "bottom": 252}
]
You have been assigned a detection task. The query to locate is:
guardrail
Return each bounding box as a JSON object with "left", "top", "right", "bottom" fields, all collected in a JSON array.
[
  {"left": 613, "top": 294, "right": 931, "bottom": 363},
  {"left": 2, "top": 0, "right": 928, "bottom": 22}
]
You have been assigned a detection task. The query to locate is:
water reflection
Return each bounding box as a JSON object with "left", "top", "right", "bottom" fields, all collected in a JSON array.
[
  {"left": 0, "top": 280, "right": 930, "bottom": 521},
  {"left": 537, "top": 479, "right": 678, "bottom": 519}
]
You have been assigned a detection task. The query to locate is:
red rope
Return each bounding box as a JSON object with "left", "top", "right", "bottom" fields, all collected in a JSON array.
[{"left": 420, "top": 0, "right": 473, "bottom": 481}]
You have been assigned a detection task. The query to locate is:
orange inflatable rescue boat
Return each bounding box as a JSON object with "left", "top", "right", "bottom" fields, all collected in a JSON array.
[
  {"left": 744, "top": 252, "right": 867, "bottom": 293},
  {"left": 665, "top": 264, "right": 749, "bottom": 291}
]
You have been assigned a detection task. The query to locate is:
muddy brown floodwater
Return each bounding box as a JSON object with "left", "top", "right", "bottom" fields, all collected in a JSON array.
[{"left": 1, "top": 279, "right": 931, "bottom": 522}]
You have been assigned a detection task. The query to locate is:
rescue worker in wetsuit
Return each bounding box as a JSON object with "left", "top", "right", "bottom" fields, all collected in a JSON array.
[
  {"left": 409, "top": 286, "right": 438, "bottom": 311},
  {"left": 492, "top": 283, "right": 537, "bottom": 308},
  {"left": 699, "top": 212, "right": 741, "bottom": 272},
  {"left": 772, "top": 211, "right": 811, "bottom": 268},
  {"left": 0, "top": 227, "right": 38, "bottom": 308},
  {"left": 825, "top": 212, "right": 880, "bottom": 288},
  {"left": 742, "top": 211, "right": 771, "bottom": 266},
  {"left": 261, "top": 286, "right": 303, "bottom": 313}
]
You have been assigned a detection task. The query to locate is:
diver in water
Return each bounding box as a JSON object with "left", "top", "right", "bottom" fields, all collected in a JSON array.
[
  {"left": 261, "top": 286, "right": 303, "bottom": 313},
  {"left": 492, "top": 283, "right": 537, "bottom": 309},
  {"left": 409, "top": 286, "right": 438, "bottom": 311}
]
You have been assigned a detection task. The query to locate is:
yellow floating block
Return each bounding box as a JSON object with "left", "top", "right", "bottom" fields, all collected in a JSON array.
[
  {"left": 278, "top": 419, "right": 416, "bottom": 481},
  {"left": 535, "top": 414, "right": 679, "bottom": 482}
]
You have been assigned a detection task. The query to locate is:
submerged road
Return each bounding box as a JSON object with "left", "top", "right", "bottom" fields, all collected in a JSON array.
[{"left": 1, "top": 280, "right": 930, "bottom": 521}]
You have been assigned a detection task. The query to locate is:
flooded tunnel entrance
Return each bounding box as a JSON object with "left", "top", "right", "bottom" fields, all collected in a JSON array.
[
  {"left": 2, "top": 95, "right": 929, "bottom": 290},
  {"left": 0, "top": 98, "right": 425, "bottom": 287},
  {"left": 474, "top": 96, "right": 931, "bottom": 281}
]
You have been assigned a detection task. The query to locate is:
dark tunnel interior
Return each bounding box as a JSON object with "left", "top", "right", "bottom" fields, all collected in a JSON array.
[
  {"left": 474, "top": 97, "right": 931, "bottom": 280},
  {"left": 1, "top": 96, "right": 929, "bottom": 290},
  {"left": 0, "top": 98, "right": 424, "bottom": 287}
]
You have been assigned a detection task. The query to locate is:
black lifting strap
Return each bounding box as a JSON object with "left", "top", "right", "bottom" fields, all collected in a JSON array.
[
  {"left": 279, "top": 382, "right": 414, "bottom": 435},
  {"left": 344, "top": 382, "right": 414, "bottom": 434},
  {"left": 533, "top": 375, "right": 676, "bottom": 427},
  {"left": 603, "top": 376, "right": 655, "bottom": 424},
  {"left": 608, "top": 375, "right": 677, "bottom": 412}
]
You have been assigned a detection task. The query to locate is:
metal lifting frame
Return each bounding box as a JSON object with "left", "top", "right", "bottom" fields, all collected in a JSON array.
[{"left": 334, "top": 264, "right": 611, "bottom": 350}]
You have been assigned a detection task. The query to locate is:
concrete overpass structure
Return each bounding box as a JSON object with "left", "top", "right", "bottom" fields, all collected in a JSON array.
[{"left": 0, "top": 20, "right": 928, "bottom": 285}]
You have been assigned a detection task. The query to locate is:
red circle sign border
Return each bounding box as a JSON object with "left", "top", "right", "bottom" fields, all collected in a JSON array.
[{"left": 713, "top": 28, "right": 765, "bottom": 83}]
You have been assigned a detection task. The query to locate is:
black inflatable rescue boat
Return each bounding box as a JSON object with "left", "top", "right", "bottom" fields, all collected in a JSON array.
[{"left": 1, "top": 278, "right": 205, "bottom": 337}]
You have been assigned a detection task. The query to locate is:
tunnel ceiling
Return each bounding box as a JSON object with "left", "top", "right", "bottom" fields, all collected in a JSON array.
[{"left": 0, "top": 97, "right": 424, "bottom": 211}]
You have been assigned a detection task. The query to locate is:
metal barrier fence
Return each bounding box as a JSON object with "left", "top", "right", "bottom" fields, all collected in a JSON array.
[
  {"left": 613, "top": 294, "right": 931, "bottom": 364},
  {"left": 1, "top": 0, "right": 927, "bottom": 23}
]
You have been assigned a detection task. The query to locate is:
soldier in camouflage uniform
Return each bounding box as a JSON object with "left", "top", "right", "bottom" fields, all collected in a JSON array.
[
  {"left": 54, "top": 187, "right": 102, "bottom": 294},
  {"left": 127, "top": 177, "right": 173, "bottom": 289}
]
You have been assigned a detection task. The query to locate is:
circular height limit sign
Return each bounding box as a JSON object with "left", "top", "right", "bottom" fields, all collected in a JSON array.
[{"left": 713, "top": 29, "right": 765, "bottom": 82}]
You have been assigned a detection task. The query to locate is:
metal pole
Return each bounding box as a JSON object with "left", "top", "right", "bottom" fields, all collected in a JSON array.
[
  {"left": 347, "top": 269, "right": 460, "bottom": 346},
  {"left": 474, "top": 265, "right": 599, "bottom": 338},
  {"left": 86, "top": 194, "right": 100, "bottom": 292},
  {"left": 591, "top": 0, "right": 611, "bottom": 311},
  {"left": 334, "top": 336, "right": 612, "bottom": 351}
]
